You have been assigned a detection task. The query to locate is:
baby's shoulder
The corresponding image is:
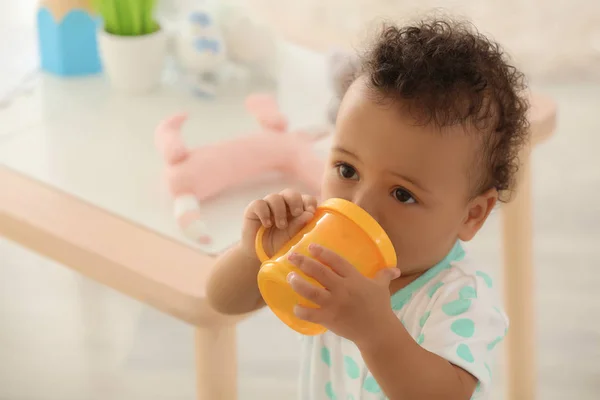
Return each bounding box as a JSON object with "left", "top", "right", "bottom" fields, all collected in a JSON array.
[
  {"left": 399, "top": 258, "right": 507, "bottom": 332},
  {"left": 430, "top": 259, "right": 500, "bottom": 302},
  {"left": 397, "top": 259, "right": 509, "bottom": 395}
]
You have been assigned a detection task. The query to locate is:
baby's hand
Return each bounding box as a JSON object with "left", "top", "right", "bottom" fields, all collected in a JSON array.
[
  {"left": 241, "top": 189, "right": 318, "bottom": 260},
  {"left": 287, "top": 244, "right": 400, "bottom": 346}
]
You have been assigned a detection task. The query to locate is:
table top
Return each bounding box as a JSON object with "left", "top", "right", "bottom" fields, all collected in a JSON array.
[
  {"left": 0, "top": 73, "right": 330, "bottom": 249},
  {"left": 0, "top": 70, "right": 332, "bottom": 326}
]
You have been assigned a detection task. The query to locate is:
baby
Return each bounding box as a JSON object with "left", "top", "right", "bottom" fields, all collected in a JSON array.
[{"left": 207, "top": 18, "right": 529, "bottom": 400}]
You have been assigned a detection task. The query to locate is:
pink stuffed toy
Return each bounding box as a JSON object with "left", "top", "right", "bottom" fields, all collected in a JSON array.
[{"left": 155, "top": 94, "right": 328, "bottom": 244}]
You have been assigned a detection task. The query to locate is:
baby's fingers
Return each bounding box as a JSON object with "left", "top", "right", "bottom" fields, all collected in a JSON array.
[
  {"left": 245, "top": 199, "right": 273, "bottom": 228},
  {"left": 287, "top": 272, "right": 330, "bottom": 306},
  {"left": 264, "top": 194, "right": 288, "bottom": 229},
  {"left": 286, "top": 211, "right": 314, "bottom": 238},
  {"left": 302, "top": 194, "right": 318, "bottom": 213},
  {"left": 280, "top": 189, "right": 305, "bottom": 217}
]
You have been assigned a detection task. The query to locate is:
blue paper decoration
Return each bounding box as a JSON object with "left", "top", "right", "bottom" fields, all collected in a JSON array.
[{"left": 37, "top": 7, "right": 102, "bottom": 76}]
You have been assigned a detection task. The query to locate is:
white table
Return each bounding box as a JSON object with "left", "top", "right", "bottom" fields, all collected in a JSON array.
[{"left": 0, "top": 72, "right": 326, "bottom": 399}]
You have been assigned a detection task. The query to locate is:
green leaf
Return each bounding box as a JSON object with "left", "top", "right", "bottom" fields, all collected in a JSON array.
[
  {"left": 143, "top": 0, "right": 158, "bottom": 35},
  {"left": 106, "top": 0, "right": 121, "bottom": 34},
  {"left": 119, "top": 0, "right": 133, "bottom": 36},
  {"left": 94, "top": 0, "right": 157, "bottom": 36},
  {"left": 130, "top": 0, "right": 142, "bottom": 35}
]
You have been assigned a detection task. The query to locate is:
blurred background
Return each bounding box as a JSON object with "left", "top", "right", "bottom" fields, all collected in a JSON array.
[{"left": 1, "top": 0, "right": 599, "bottom": 399}]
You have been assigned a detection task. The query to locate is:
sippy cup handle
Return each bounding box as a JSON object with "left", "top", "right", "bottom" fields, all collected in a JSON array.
[{"left": 254, "top": 226, "right": 270, "bottom": 263}]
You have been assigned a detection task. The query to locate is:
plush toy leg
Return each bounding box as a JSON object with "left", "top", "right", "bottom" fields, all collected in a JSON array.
[
  {"left": 155, "top": 113, "right": 189, "bottom": 165},
  {"left": 174, "top": 194, "right": 211, "bottom": 244},
  {"left": 245, "top": 93, "right": 288, "bottom": 132}
]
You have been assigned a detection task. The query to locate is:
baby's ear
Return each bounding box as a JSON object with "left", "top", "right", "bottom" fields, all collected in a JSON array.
[{"left": 458, "top": 188, "right": 498, "bottom": 242}]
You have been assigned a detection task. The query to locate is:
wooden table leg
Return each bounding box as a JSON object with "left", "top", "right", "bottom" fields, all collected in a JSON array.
[
  {"left": 501, "top": 147, "right": 536, "bottom": 400},
  {"left": 195, "top": 324, "right": 237, "bottom": 400}
]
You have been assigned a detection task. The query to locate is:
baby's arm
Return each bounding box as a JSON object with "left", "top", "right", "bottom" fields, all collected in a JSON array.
[
  {"left": 206, "top": 243, "right": 266, "bottom": 314},
  {"left": 360, "top": 318, "right": 477, "bottom": 399},
  {"left": 206, "top": 189, "right": 317, "bottom": 315}
]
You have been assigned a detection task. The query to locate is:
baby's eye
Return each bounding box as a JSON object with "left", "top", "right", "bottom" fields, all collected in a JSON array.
[
  {"left": 336, "top": 163, "right": 359, "bottom": 180},
  {"left": 392, "top": 188, "right": 416, "bottom": 204}
]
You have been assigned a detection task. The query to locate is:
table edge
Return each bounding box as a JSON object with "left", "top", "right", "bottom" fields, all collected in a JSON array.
[{"left": 0, "top": 165, "right": 240, "bottom": 327}]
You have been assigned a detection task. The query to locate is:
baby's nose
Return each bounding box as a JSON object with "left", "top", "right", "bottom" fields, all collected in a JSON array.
[{"left": 352, "top": 195, "right": 381, "bottom": 224}]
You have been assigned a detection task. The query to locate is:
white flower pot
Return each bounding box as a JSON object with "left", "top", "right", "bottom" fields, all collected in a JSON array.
[{"left": 98, "top": 29, "right": 167, "bottom": 94}]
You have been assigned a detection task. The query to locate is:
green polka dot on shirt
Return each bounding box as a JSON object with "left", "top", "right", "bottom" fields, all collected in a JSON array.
[
  {"left": 442, "top": 298, "right": 472, "bottom": 316},
  {"left": 485, "top": 363, "right": 492, "bottom": 377},
  {"left": 344, "top": 356, "right": 360, "bottom": 379},
  {"left": 487, "top": 336, "right": 503, "bottom": 351},
  {"left": 363, "top": 376, "right": 382, "bottom": 393},
  {"left": 451, "top": 318, "right": 475, "bottom": 338},
  {"left": 325, "top": 381, "right": 336, "bottom": 399},
  {"left": 419, "top": 311, "right": 431, "bottom": 328},
  {"left": 457, "top": 343, "right": 475, "bottom": 363},
  {"left": 459, "top": 286, "right": 477, "bottom": 299},
  {"left": 392, "top": 294, "right": 411, "bottom": 311},
  {"left": 476, "top": 271, "right": 493, "bottom": 288},
  {"left": 417, "top": 333, "right": 425, "bottom": 344},
  {"left": 321, "top": 346, "right": 331, "bottom": 366},
  {"left": 428, "top": 281, "right": 444, "bottom": 298}
]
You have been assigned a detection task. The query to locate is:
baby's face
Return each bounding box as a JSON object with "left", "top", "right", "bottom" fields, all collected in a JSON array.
[{"left": 321, "top": 78, "right": 495, "bottom": 275}]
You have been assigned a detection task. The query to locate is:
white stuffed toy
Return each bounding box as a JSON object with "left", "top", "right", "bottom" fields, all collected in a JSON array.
[
  {"left": 218, "top": 2, "right": 278, "bottom": 83},
  {"left": 174, "top": 0, "right": 227, "bottom": 96},
  {"left": 326, "top": 49, "right": 360, "bottom": 124}
]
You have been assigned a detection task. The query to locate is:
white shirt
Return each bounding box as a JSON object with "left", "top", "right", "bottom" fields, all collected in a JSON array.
[{"left": 298, "top": 242, "right": 508, "bottom": 400}]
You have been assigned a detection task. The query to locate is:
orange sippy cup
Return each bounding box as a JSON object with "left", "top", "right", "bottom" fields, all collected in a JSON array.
[{"left": 255, "top": 198, "right": 397, "bottom": 335}]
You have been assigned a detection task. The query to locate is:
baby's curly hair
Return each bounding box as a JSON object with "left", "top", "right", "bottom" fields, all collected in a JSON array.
[{"left": 361, "top": 18, "right": 529, "bottom": 202}]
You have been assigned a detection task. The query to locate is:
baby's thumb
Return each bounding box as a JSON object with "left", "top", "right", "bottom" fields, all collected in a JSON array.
[{"left": 373, "top": 268, "right": 401, "bottom": 287}]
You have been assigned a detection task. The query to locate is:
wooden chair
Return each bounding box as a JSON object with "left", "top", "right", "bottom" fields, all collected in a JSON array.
[{"left": 502, "top": 94, "right": 557, "bottom": 399}]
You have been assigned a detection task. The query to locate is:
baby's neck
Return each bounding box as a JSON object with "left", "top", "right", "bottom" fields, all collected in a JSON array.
[{"left": 388, "top": 271, "right": 423, "bottom": 296}]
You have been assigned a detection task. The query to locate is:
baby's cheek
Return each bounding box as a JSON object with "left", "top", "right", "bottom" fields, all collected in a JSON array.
[
  {"left": 387, "top": 225, "right": 428, "bottom": 266},
  {"left": 320, "top": 176, "right": 348, "bottom": 201}
]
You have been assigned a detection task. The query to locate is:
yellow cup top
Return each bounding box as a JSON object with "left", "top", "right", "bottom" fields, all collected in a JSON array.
[{"left": 319, "top": 198, "right": 397, "bottom": 268}]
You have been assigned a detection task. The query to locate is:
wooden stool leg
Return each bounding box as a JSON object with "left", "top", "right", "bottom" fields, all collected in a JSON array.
[
  {"left": 195, "top": 324, "right": 237, "bottom": 400},
  {"left": 501, "top": 148, "right": 536, "bottom": 400}
]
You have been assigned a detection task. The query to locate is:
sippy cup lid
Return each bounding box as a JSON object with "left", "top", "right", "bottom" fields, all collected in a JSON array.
[{"left": 318, "top": 198, "right": 397, "bottom": 267}]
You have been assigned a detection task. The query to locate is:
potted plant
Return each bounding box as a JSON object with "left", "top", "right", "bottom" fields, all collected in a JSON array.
[{"left": 94, "top": 0, "right": 166, "bottom": 93}]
